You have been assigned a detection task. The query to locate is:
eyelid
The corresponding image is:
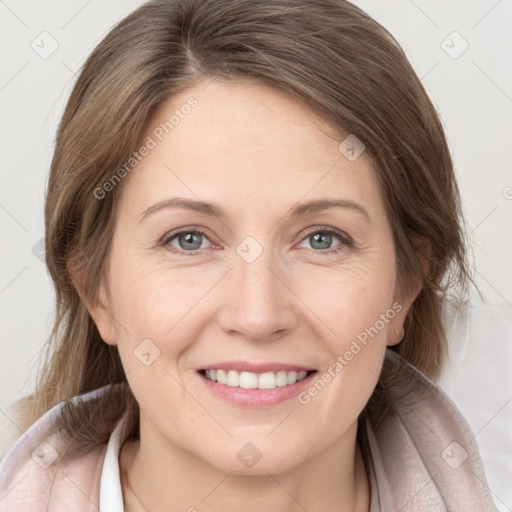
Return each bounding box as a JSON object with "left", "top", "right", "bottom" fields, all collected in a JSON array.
[
  {"left": 297, "top": 225, "right": 353, "bottom": 246},
  {"left": 161, "top": 225, "right": 353, "bottom": 255},
  {"left": 160, "top": 226, "right": 215, "bottom": 254},
  {"left": 161, "top": 226, "right": 210, "bottom": 243}
]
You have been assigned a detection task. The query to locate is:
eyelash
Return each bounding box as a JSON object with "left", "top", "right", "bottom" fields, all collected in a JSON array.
[{"left": 161, "top": 226, "right": 353, "bottom": 257}]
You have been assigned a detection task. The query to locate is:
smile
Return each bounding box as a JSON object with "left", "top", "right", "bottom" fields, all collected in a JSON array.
[
  {"left": 197, "top": 362, "right": 318, "bottom": 407},
  {"left": 201, "top": 369, "right": 312, "bottom": 389}
]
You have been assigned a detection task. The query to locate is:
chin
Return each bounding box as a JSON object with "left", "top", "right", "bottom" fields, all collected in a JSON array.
[{"left": 195, "top": 437, "right": 307, "bottom": 476}]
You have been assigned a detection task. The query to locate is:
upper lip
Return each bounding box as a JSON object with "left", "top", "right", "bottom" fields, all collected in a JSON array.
[{"left": 199, "top": 361, "right": 315, "bottom": 373}]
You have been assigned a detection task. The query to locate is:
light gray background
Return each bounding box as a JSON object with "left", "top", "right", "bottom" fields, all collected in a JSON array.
[{"left": 1, "top": 0, "right": 511, "bottom": 509}]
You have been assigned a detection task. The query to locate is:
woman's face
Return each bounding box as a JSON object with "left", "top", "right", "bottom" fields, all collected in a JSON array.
[{"left": 90, "top": 79, "right": 411, "bottom": 475}]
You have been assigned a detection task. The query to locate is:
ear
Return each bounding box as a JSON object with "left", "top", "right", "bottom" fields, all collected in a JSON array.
[
  {"left": 387, "top": 238, "right": 431, "bottom": 346},
  {"left": 69, "top": 265, "right": 117, "bottom": 346}
]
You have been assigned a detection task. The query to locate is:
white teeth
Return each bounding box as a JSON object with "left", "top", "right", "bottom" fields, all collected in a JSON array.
[
  {"left": 239, "top": 371, "right": 258, "bottom": 389},
  {"left": 203, "top": 369, "right": 311, "bottom": 389},
  {"left": 287, "top": 371, "right": 297, "bottom": 385},
  {"left": 226, "top": 370, "right": 239, "bottom": 387},
  {"left": 258, "top": 372, "right": 276, "bottom": 389},
  {"left": 297, "top": 371, "right": 307, "bottom": 380},
  {"left": 275, "top": 371, "right": 288, "bottom": 387}
]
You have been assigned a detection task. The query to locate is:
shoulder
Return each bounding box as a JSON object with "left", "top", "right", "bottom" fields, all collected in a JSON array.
[
  {"left": 0, "top": 389, "right": 111, "bottom": 512},
  {"left": 370, "top": 349, "right": 499, "bottom": 512}
]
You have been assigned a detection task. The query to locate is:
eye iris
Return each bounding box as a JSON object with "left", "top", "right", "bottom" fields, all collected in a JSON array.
[
  {"left": 179, "top": 232, "right": 202, "bottom": 250},
  {"left": 310, "top": 232, "right": 332, "bottom": 250},
  {"left": 172, "top": 231, "right": 338, "bottom": 252}
]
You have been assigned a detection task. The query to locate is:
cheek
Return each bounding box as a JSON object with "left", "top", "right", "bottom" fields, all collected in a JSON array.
[
  {"left": 298, "top": 256, "right": 397, "bottom": 344},
  {"left": 295, "top": 260, "right": 397, "bottom": 413},
  {"left": 108, "top": 269, "right": 198, "bottom": 417},
  {"left": 106, "top": 261, "right": 194, "bottom": 364}
]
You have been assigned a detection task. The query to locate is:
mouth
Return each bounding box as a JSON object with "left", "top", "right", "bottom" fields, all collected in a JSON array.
[
  {"left": 196, "top": 362, "right": 317, "bottom": 407},
  {"left": 198, "top": 368, "right": 316, "bottom": 389}
]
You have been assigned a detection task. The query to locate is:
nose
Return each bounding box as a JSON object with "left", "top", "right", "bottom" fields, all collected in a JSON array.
[{"left": 217, "top": 244, "right": 298, "bottom": 343}]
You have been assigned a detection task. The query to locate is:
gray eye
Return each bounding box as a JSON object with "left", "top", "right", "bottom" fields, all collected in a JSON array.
[
  {"left": 309, "top": 232, "right": 333, "bottom": 250},
  {"left": 169, "top": 231, "right": 209, "bottom": 251},
  {"left": 300, "top": 231, "right": 342, "bottom": 251}
]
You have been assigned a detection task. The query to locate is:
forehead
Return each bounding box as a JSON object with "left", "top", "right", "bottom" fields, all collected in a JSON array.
[{"left": 118, "top": 79, "right": 384, "bottom": 222}]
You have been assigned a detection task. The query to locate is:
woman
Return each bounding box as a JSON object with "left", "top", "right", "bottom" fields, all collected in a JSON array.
[{"left": 0, "top": 0, "right": 499, "bottom": 510}]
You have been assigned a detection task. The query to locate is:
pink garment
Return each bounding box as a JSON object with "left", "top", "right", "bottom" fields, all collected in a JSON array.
[{"left": 0, "top": 350, "right": 499, "bottom": 511}]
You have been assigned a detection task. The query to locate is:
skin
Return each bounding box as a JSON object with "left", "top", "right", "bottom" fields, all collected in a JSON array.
[{"left": 86, "top": 79, "right": 418, "bottom": 512}]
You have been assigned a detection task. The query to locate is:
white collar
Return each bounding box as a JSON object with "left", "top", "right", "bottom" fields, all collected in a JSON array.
[{"left": 99, "top": 413, "right": 127, "bottom": 512}]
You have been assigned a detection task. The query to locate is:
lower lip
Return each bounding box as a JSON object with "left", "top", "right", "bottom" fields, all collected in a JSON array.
[{"left": 197, "top": 371, "right": 316, "bottom": 407}]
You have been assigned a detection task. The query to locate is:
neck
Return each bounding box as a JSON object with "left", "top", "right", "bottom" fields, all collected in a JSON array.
[{"left": 120, "top": 418, "right": 370, "bottom": 512}]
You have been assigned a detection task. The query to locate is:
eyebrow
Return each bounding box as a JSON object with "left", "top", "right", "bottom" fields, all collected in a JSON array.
[{"left": 139, "top": 197, "right": 370, "bottom": 223}]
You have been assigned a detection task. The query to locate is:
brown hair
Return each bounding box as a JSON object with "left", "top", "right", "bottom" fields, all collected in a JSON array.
[{"left": 13, "top": 0, "right": 470, "bottom": 456}]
